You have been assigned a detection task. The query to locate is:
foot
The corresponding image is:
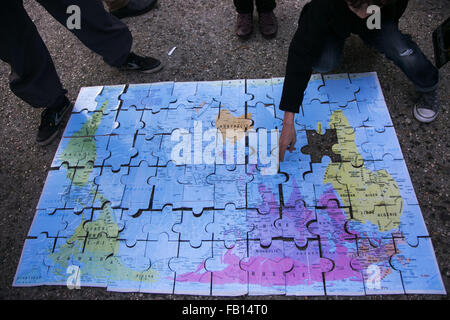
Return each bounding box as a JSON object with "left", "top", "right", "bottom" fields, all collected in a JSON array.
[
  {"left": 413, "top": 90, "right": 439, "bottom": 123},
  {"left": 236, "top": 13, "right": 253, "bottom": 39},
  {"left": 258, "top": 11, "right": 277, "bottom": 39},
  {"left": 36, "top": 97, "right": 72, "bottom": 146},
  {"left": 111, "top": 0, "right": 158, "bottom": 19},
  {"left": 119, "top": 52, "right": 163, "bottom": 73}
]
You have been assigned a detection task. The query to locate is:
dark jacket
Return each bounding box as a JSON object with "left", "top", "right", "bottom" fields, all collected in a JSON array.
[{"left": 279, "top": 0, "right": 409, "bottom": 113}]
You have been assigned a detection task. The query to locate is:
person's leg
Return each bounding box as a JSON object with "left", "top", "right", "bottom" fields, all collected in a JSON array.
[
  {"left": 234, "top": 0, "right": 254, "bottom": 38},
  {"left": 255, "top": 0, "right": 277, "bottom": 39},
  {"left": 312, "top": 34, "right": 345, "bottom": 74},
  {"left": 0, "top": 0, "right": 67, "bottom": 109},
  {"left": 105, "top": 0, "right": 158, "bottom": 20},
  {"left": 233, "top": 0, "right": 254, "bottom": 14},
  {"left": 0, "top": 1, "right": 71, "bottom": 145},
  {"left": 37, "top": 0, "right": 132, "bottom": 67},
  {"left": 359, "top": 20, "right": 440, "bottom": 122},
  {"left": 255, "top": 0, "right": 276, "bottom": 13},
  {"left": 37, "top": 0, "right": 162, "bottom": 73}
]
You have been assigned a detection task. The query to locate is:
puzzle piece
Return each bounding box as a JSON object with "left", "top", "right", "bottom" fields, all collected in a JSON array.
[
  {"left": 62, "top": 109, "right": 116, "bottom": 137},
  {"left": 275, "top": 195, "right": 317, "bottom": 248},
  {"left": 360, "top": 126, "right": 404, "bottom": 161},
  {"left": 172, "top": 210, "right": 213, "bottom": 248},
  {"left": 105, "top": 240, "right": 151, "bottom": 292},
  {"left": 214, "top": 79, "right": 252, "bottom": 112},
  {"left": 319, "top": 74, "right": 359, "bottom": 103},
  {"left": 284, "top": 239, "right": 333, "bottom": 295},
  {"left": 246, "top": 164, "right": 287, "bottom": 214},
  {"left": 94, "top": 85, "right": 126, "bottom": 114},
  {"left": 72, "top": 86, "right": 103, "bottom": 113},
  {"left": 36, "top": 163, "right": 74, "bottom": 214},
  {"left": 94, "top": 166, "right": 127, "bottom": 208},
  {"left": 247, "top": 208, "right": 281, "bottom": 248},
  {"left": 206, "top": 164, "right": 252, "bottom": 209},
  {"left": 28, "top": 209, "right": 69, "bottom": 238},
  {"left": 119, "top": 83, "right": 151, "bottom": 111},
  {"left": 390, "top": 237, "right": 446, "bottom": 294},
  {"left": 104, "top": 135, "right": 138, "bottom": 171},
  {"left": 169, "top": 81, "right": 198, "bottom": 109},
  {"left": 240, "top": 240, "right": 293, "bottom": 295},
  {"left": 178, "top": 164, "right": 215, "bottom": 214},
  {"left": 188, "top": 80, "right": 222, "bottom": 107},
  {"left": 351, "top": 237, "right": 404, "bottom": 295},
  {"left": 140, "top": 233, "right": 179, "bottom": 294},
  {"left": 206, "top": 204, "right": 252, "bottom": 247},
  {"left": 148, "top": 162, "right": 185, "bottom": 210},
  {"left": 142, "top": 205, "right": 182, "bottom": 241},
  {"left": 14, "top": 233, "right": 65, "bottom": 286},
  {"left": 170, "top": 240, "right": 212, "bottom": 295},
  {"left": 205, "top": 240, "right": 248, "bottom": 296},
  {"left": 296, "top": 100, "right": 332, "bottom": 133},
  {"left": 63, "top": 162, "right": 101, "bottom": 213},
  {"left": 120, "top": 162, "right": 156, "bottom": 216},
  {"left": 112, "top": 107, "right": 144, "bottom": 136},
  {"left": 141, "top": 81, "right": 176, "bottom": 113},
  {"left": 130, "top": 134, "right": 160, "bottom": 167},
  {"left": 349, "top": 72, "right": 385, "bottom": 102},
  {"left": 303, "top": 73, "right": 328, "bottom": 104},
  {"left": 246, "top": 78, "right": 274, "bottom": 107}
]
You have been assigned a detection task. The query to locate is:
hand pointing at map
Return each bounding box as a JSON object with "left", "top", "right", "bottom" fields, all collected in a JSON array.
[{"left": 279, "top": 111, "right": 297, "bottom": 162}]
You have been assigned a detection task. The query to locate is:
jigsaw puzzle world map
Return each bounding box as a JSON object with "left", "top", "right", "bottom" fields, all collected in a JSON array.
[{"left": 14, "top": 73, "right": 445, "bottom": 295}]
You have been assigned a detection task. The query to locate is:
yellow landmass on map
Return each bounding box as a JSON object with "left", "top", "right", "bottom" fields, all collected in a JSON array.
[
  {"left": 216, "top": 109, "right": 252, "bottom": 144},
  {"left": 323, "top": 110, "right": 403, "bottom": 232}
]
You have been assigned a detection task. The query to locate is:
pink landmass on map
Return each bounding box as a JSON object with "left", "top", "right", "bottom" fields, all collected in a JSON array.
[{"left": 175, "top": 179, "right": 397, "bottom": 287}]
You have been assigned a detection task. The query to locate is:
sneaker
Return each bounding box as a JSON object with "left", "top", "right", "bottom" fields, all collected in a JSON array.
[
  {"left": 413, "top": 90, "right": 439, "bottom": 123},
  {"left": 236, "top": 13, "right": 253, "bottom": 39},
  {"left": 119, "top": 52, "right": 163, "bottom": 73},
  {"left": 36, "top": 98, "right": 72, "bottom": 146},
  {"left": 258, "top": 11, "right": 277, "bottom": 39},
  {"left": 111, "top": 0, "right": 158, "bottom": 19}
]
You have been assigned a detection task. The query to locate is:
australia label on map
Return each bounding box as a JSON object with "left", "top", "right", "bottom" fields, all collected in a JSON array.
[{"left": 13, "top": 74, "right": 446, "bottom": 296}]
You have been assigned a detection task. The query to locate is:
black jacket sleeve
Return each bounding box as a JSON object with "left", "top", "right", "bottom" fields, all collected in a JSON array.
[{"left": 279, "top": 0, "right": 334, "bottom": 114}]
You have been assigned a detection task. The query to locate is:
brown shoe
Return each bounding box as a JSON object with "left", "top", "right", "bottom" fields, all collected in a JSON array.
[
  {"left": 258, "top": 11, "right": 277, "bottom": 39},
  {"left": 236, "top": 13, "right": 253, "bottom": 39}
]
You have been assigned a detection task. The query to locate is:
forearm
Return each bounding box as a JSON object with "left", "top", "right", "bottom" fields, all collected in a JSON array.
[{"left": 282, "top": 111, "right": 295, "bottom": 125}]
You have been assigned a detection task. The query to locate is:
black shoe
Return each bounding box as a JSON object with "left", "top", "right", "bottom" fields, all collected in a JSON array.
[
  {"left": 119, "top": 52, "right": 163, "bottom": 73},
  {"left": 413, "top": 90, "right": 440, "bottom": 123},
  {"left": 36, "top": 98, "right": 72, "bottom": 146},
  {"left": 111, "top": 0, "right": 158, "bottom": 19}
]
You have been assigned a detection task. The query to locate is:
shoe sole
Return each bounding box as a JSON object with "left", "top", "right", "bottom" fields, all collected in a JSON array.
[
  {"left": 140, "top": 63, "right": 164, "bottom": 74},
  {"left": 413, "top": 106, "right": 438, "bottom": 123},
  {"left": 236, "top": 30, "right": 253, "bottom": 40},
  {"left": 261, "top": 31, "right": 277, "bottom": 39},
  {"left": 36, "top": 103, "right": 73, "bottom": 146}
]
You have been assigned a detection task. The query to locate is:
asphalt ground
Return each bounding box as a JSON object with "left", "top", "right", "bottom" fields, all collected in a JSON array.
[{"left": 0, "top": 0, "right": 449, "bottom": 300}]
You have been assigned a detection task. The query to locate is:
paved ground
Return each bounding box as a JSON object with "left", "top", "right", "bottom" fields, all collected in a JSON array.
[{"left": 0, "top": 0, "right": 449, "bottom": 300}]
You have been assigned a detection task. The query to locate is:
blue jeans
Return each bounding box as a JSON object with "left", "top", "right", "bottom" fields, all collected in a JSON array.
[{"left": 313, "top": 20, "right": 439, "bottom": 93}]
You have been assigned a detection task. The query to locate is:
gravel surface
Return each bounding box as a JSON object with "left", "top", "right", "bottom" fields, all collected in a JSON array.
[{"left": 0, "top": 0, "right": 449, "bottom": 300}]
